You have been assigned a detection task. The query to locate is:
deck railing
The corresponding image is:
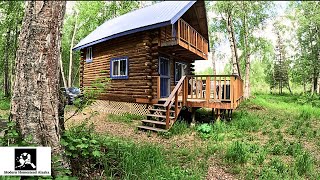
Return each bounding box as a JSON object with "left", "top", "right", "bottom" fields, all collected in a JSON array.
[
  {"left": 177, "top": 19, "right": 208, "bottom": 58},
  {"left": 160, "top": 19, "right": 209, "bottom": 60},
  {"left": 186, "top": 75, "right": 243, "bottom": 108},
  {"left": 161, "top": 75, "right": 243, "bottom": 129}
]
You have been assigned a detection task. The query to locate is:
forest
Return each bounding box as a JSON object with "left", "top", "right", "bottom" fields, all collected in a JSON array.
[{"left": 0, "top": 1, "right": 319, "bottom": 179}]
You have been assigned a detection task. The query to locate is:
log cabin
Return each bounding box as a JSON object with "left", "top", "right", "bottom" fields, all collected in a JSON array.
[{"left": 73, "top": 1, "right": 244, "bottom": 132}]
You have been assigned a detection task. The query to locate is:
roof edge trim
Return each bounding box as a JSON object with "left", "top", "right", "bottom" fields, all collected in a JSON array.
[
  {"left": 170, "top": 1, "right": 196, "bottom": 24},
  {"left": 73, "top": 21, "right": 171, "bottom": 51}
]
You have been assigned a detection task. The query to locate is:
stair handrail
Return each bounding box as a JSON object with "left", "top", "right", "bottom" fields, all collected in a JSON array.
[
  {"left": 163, "top": 76, "right": 186, "bottom": 129},
  {"left": 163, "top": 76, "right": 186, "bottom": 107}
]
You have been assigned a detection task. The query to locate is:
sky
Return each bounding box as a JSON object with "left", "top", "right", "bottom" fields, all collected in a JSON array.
[{"left": 66, "top": 1, "right": 290, "bottom": 74}]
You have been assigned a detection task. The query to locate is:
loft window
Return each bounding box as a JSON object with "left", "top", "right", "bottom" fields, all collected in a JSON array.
[
  {"left": 110, "top": 57, "right": 128, "bottom": 79},
  {"left": 175, "top": 62, "right": 187, "bottom": 83},
  {"left": 86, "top": 47, "right": 93, "bottom": 63}
]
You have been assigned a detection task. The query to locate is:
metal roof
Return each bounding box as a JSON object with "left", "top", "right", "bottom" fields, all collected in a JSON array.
[{"left": 73, "top": 1, "right": 196, "bottom": 50}]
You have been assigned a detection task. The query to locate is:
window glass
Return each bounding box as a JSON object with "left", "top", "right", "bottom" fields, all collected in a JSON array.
[
  {"left": 120, "top": 60, "right": 126, "bottom": 75},
  {"left": 113, "top": 61, "right": 119, "bottom": 76},
  {"left": 110, "top": 57, "right": 128, "bottom": 79},
  {"left": 86, "top": 47, "right": 92, "bottom": 63}
]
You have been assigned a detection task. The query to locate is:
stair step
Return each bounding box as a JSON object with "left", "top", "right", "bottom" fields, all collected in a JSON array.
[
  {"left": 153, "top": 104, "right": 165, "bottom": 107},
  {"left": 137, "top": 125, "right": 168, "bottom": 132},
  {"left": 141, "top": 119, "right": 166, "bottom": 125},
  {"left": 147, "top": 114, "right": 175, "bottom": 119},
  {"left": 150, "top": 109, "right": 175, "bottom": 113}
]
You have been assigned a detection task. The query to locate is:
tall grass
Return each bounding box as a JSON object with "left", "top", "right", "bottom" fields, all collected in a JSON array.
[{"left": 64, "top": 123, "right": 203, "bottom": 179}]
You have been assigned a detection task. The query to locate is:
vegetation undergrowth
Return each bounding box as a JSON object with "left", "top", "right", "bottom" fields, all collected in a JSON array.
[{"left": 61, "top": 121, "right": 204, "bottom": 179}]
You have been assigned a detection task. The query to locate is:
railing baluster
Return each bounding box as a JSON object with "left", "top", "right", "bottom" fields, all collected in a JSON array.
[
  {"left": 191, "top": 77, "right": 193, "bottom": 99},
  {"left": 219, "top": 77, "right": 222, "bottom": 100},
  {"left": 224, "top": 77, "right": 227, "bottom": 100},
  {"left": 195, "top": 77, "right": 198, "bottom": 99},
  {"left": 213, "top": 77, "right": 216, "bottom": 100}
]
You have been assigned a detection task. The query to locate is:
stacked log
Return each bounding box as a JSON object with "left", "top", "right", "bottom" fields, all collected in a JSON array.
[{"left": 80, "top": 31, "right": 154, "bottom": 102}]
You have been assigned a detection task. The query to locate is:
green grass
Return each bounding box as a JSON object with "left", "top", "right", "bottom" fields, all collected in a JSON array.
[
  {"left": 44, "top": 93, "right": 320, "bottom": 178},
  {"left": 63, "top": 123, "right": 204, "bottom": 179},
  {"left": 107, "top": 113, "right": 145, "bottom": 124}
]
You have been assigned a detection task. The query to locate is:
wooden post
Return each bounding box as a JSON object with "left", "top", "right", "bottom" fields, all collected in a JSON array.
[
  {"left": 191, "top": 107, "right": 196, "bottom": 126},
  {"left": 187, "top": 25, "right": 190, "bottom": 49},
  {"left": 213, "top": 77, "right": 216, "bottom": 100},
  {"left": 195, "top": 77, "right": 198, "bottom": 99},
  {"left": 157, "top": 76, "right": 160, "bottom": 99},
  {"left": 191, "top": 77, "right": 194, "bottom": 99},
  {"left": 206, "top": 77, "right": 210, "bottom": 103},
  {"left": 230, "top": 76, "right": 234, "bottom": 109},
  {"left": 177, "top": 19, "right": 180, "bottom": 44},
  {"left": 224, "top": 77, "right": 227, "bottom": 100},
  {"left": 166, "top": 106, "right": 170, "bottom": 129},
  {"left": 175, "top": 92, "right": 178, "bottom": 118},
  {"left": 184, "top": 77, "right": 188, "bottom": 105}
]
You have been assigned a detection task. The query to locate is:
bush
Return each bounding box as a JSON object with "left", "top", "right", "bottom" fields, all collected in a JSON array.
[
  {"left": 225, "top": 141, "right": 248, "bottom": 164},
  {"left": 196, "top": 123, "right": 213, "bottom": 138}
]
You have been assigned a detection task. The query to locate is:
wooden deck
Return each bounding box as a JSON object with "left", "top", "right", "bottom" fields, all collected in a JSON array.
[{"left": 138, "top": 75, "right": 244, "bottom": 132}]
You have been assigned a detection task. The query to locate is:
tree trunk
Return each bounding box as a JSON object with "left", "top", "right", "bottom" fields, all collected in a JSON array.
[
  {"left": 4, "top": 30, "right": 11, "bottom": 97},
  {"left": 243, "top": 5, "right": 250, "bottom": 99},
  {"left": 211, "top": 48, "right": 216, "bottom": 75},
  {"left": 10, "top": 1, "right": 69, "bottom": 175},
  {"left": 226, "top": 13, "right": 240, "bottom": 77},
  {"left": 68, "top": 13, "right": 78, "bottom": 87},
  {"left": 318, "top": 76, "right": 320, "bottom": 94},
  {"left": 11, "top": 26, "right": 19, "bottom": 94}
]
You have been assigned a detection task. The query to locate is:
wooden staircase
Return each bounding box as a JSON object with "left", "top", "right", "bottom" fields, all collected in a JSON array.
[{"left": 138, "top": 76, "right": 188, "bottom": 132}]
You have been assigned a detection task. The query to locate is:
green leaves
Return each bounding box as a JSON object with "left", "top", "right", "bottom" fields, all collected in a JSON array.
[{"left": 92, "top": 150, "right": 101, "bottom": 157}]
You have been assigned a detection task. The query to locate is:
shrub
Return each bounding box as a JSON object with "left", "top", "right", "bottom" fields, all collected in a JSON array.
[
  {"left": 196, "top": 123, "right": 213, "bottom": 138},
  {"left": 225, "top": 141, "right": 248, "bottom": 164}
]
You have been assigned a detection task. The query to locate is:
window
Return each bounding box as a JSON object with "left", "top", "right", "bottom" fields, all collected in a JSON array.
[
  {"left": 175, "top": 62, "right": 187, "bottom": 83},
  {"left": 86, "top": 47, "right": 93, "bottom": 63},
  {"left": 110, "top": 57, "right": 128, "bottom": 79}
]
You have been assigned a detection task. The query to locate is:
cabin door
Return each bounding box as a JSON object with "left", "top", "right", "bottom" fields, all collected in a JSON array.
[{"left": 159, "top": 57, "right": 170, "bottom": 98}]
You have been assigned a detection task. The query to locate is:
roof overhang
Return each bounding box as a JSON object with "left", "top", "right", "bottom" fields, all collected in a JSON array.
[{"left": 72, "top": 1, "right": 196, "bottom": 51}]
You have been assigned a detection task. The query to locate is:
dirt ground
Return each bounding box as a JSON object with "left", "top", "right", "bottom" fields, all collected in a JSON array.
[{"left": 65, "top": 107, "right": 236, "bottom": 180}]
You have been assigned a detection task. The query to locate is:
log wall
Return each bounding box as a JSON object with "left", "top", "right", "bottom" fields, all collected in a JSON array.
[
  {"left": 80, "top": 31, "right": 153, "bottom": 102},
  {"left": 79, "top": 28, "right": 195, "bottom": 103}
]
